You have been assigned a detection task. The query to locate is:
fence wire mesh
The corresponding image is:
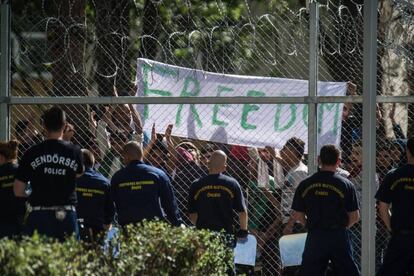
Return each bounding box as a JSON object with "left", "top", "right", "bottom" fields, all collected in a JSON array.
[{"left": 4, "top": 0, "right": 414, "bottom": 275}]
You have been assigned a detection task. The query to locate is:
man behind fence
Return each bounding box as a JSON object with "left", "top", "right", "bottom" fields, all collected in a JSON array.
[
  {"left": 290, "top": 144, "right": 360, "bottom": 276},
  {"left": 110, "top": 141, "right": 182, "bottom": 227},
  {"left": 375, "top": 136, "right": 414, "bottom": 276},
  {"left": 13, "top": 106, "right": 84, "bottom": 241},
  {"left": 266, "top": 137, "right": 308, "bottom": 235}
]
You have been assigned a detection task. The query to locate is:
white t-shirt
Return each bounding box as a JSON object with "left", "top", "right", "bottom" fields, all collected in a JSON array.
[{"left": 275, "top": 161, "right": 308, "bottom": 223}]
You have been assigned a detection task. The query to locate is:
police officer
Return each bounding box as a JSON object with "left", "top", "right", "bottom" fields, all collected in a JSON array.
[
  {"left": 76, "top": 149, "right": 114, "bottom": 243},
  {"left": 290, "top": 144, "right": 360, "bottom": 276},
  {"left": 111, "top": 141, "right": 182, "bottom": 226},
  {"left": 14, "top": 106, "right": 84, "bottom": 241},
  {"left": 0, "top": 140, "right": 26, "bottom": 238},
  {"left": 376, "top": 137, "right": 414, "bottom": 276},
  {"left": 188, "top": 150, "right": 248, "bottom": 241}
]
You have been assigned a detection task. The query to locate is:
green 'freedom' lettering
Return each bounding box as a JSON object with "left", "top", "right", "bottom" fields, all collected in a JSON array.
[
  {"left": 175, "top": 76, "right": 202, "bottom": 128},
  {"left": 274, "top": 104, "right": 297, "bottom": 132},
  {"left": 317, "top": 104, "right": 341, "bottom": 134},
  {"left": 302, "top": 105, "right": 308, "bottom": 126},
  {"left": 212, "top": 86, "right": 232, "bottom": 126},
  {"left": 142, "top": 63, "right": 176, "bottom": 119},
  {"left": 241, "top": 90, "right": 266, "bottom": 130}
]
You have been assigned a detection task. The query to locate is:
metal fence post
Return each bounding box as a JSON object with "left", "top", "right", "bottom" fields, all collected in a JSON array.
[
  {"left": 308, "top": 0, "right": 319, "bottom": 174},
  {"left": 0, "top": 0, "right": 10, "bottom": 141},
  {"left": 362, "top": 0, "right": 377, "bottom": 275}
]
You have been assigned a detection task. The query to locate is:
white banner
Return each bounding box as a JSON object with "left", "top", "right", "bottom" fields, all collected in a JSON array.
[{"left": 135, "top": 58, "right": 346, "bottom": 150}]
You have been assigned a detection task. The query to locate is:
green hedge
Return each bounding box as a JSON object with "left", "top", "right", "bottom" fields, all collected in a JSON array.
[{"left": 0, "top": 221, "right": 233, "bottom": 276}]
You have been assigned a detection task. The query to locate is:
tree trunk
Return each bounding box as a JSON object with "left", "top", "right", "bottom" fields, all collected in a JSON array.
[
  {"left": 140, "top": 0, "right": 161, "bottom": 61},
  {"left": 95, "top": 0, "right": 132, "bottom": 97},
  {"left": 49, "top": 0, "right": 89, "bottom": 147}
]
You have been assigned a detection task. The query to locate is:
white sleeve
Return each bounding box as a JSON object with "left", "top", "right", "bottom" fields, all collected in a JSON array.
[
  {"left": 290, "top": 170, "right": 308, "bottom": 189},
  {"left": 257, "top": 157, "right": 270, "bottom": 188},
  {"left": 96, "top": 120, "right": 110, "bottom": 159},
  {"left": 273, "top": 156, "right": 285, "bottom": 189}
]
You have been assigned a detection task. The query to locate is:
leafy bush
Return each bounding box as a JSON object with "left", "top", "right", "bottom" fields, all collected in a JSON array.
[{"left": 0, "top": 221, "right": 232, "bottom": 276}]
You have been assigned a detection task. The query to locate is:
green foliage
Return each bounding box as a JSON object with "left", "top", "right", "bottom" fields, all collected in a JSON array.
[{"left": 0, "top": 221, "right": 232, "bottom": 276}]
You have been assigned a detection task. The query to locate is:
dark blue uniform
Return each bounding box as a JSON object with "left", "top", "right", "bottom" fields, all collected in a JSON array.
[
  {"left": 188, "top": 173, "right": 246, "bottom": 234},
  {"left": 375, "top": 164, "right": 414, "bottom": 276},
  {"left": 0, "top": 162, "right": 26, "bottom": 238},
  {"left": 111, "top": 160, "right": 182, "bottom": 226},
  {"left": 291, "top": 171, "right": 359, "bottom": 276},
  {"left": 76, "top": 168, "right": 115, "bottom": 241},
  {"left": 15, "top": 139, "right": 84, "bottom": 241}
]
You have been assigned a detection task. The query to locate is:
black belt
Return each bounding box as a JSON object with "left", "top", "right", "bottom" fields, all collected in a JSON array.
[{"left": 30, "top": 205, "right": 76, "bottom": 212}]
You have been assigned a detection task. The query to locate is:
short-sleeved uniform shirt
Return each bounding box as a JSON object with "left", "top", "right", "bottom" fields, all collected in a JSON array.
[
  {"left": 292, "top": 171, "right": 359, "bottom": 230},
  {"left": 76, "top": 168, "right": 115, "bottom": 228},
  {"left": 15, "top": 139, "right": 84, "bottom": 206},
  {"left": 111, "top": 160, "right": 182, "bottom": 226},
  {"left": 375, "top": 164, "right": 414, "bottom": 233},
  {"left": 0, "top": 163, "right": 26, "bottom": 223},
  {"left": 188, "top": 173, "right": 246, "bottom": 234}
]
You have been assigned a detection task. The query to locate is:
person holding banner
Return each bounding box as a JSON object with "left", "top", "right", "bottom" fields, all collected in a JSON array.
[
  {"left": 96, "top": 86, "right": 145, "bottom": 178},
  {"left": 375, "top": 137, "right": 414, "bottom": 276},
  {"left": 290, "top": 144, "right": 360, "bottom": 276}
]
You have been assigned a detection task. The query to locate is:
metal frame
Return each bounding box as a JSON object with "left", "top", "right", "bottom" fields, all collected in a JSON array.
[
  {"left": 0, "top": 0, "right": 10, "bottom": 141},
  {"left": 0, "top": 95, "right": 410, "bottom": 105},
  {"left": 308, "top": 0, "right": 319, "bottom": 175},
  {"left": 0, "top": 95, "right": 356, "bottom": 105},
  {"left": 362, "top": 0, "right": 378, "bottom": 275}
]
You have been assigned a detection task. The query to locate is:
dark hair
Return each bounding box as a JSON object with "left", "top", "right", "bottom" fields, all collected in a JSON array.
[
  {"left": 390, "top": 140, "right": 403, "bottom": 152},
  {"left": 407, "top": 137, "right": 414, "bottom": 156},
  {"left": 177, "top": 141, "right": 198, "bottom": 152},
  {"left": 320, "top": 144, "right": 341, "bottom": 166},
  {"left": 200, "top": 144, "right": 217, "bottom": 155},
  {"left": 0, "top": 140, "right": 19, "bottom": 161},
  {"left": 42, "top": 106, "right": 66, "bottom": 132},
  {"left": 152, "top": 140, "right": 168, "bottom": 156},
  {"left": 110, "top": 131, "right": 128, "bottom": 143},
  {"left": 81, "top": 149, "right": 95, "bottom": 168},
  {"left": 285, "top": 137, "right": 305, "bottom": 158},
  {"left": 377, "top": 139, "right": 391, "bottom": 153},
  {"left": 15, "top": 120, "right": 29, "bottom": 135}
]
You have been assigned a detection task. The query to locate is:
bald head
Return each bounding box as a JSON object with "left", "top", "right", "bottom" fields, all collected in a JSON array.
[
  {"left": 122, "top": 141, "right": 143, "bottom": 164},
  {"left": 208, "top": 150, "right": 227, "bottom": 174}
]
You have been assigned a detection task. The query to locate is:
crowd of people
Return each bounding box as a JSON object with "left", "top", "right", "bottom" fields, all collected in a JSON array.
[{"left": 0, "top": 100, "right": 413, "bottom": 276}]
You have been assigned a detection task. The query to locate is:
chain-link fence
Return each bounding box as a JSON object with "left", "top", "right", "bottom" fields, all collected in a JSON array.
[{"left": 2, "top": 0, "right": 414, "bottom": 275}]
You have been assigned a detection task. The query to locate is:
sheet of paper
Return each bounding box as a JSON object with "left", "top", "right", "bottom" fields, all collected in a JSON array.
[
  {"left": 104, "top": 227, "right": 120, "bottom": 257},
  {"left": 234, "top": 234, "right": 257, "bottom": 266},
  {"left": 279, "top": 233, "right": 307, "bottom": 267}
]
